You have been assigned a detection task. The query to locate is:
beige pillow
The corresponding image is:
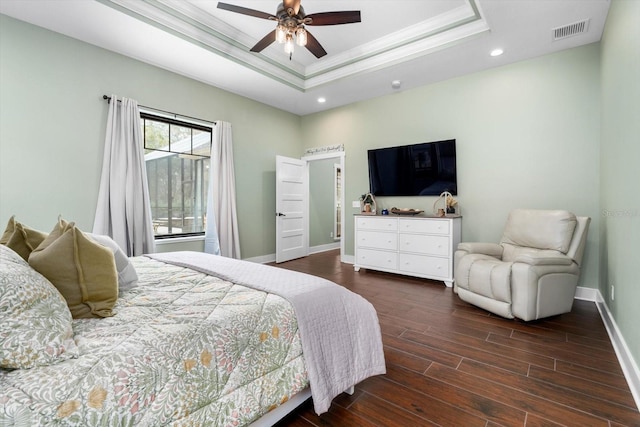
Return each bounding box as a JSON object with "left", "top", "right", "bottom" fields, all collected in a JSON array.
[
  {"left": 0, "top": 216, "right": 47, "bottom": 261},
  {"left": 28, "top": 221, "right": 118, "bottom": 319},
  {"left": 37, "top": 217, "right": 138, "bottom": 291}
]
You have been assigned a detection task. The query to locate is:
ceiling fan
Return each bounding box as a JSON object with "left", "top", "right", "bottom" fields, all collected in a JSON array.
[{"left": 217, "top": 0, "right": 361, "bottom": 59}]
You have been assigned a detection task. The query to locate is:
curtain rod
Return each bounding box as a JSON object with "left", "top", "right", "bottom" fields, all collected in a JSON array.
[{"left": 102, "top": 95, "right": 215, "bottom": 126}]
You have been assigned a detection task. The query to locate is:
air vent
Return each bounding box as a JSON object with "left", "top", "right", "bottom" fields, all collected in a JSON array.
[{"left": 553, "top": 19, "right": 590, "bottom": 40}]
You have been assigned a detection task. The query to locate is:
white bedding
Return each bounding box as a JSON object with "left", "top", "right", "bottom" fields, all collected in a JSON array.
[{"left": 149, "top": 251, "right": 386, "bottom": 414}]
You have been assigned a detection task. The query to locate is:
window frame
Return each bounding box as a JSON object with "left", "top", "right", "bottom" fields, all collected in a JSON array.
[{"left": 140, "top": 112, "right": 213, "bottom": 240}]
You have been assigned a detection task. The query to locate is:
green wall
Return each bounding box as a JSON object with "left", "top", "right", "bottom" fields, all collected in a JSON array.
[
  {"left": 301, "top": 44, "right": 602, "bottom": 290},
  {"left": 0, "top": 14, "right": 302, "bottom": 259},
  {"left": 600, "top": 0, "right": 640, "bottom": 373}
]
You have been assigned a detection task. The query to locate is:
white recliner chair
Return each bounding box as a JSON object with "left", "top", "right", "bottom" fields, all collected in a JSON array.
[{"left": 454, "top": 209, "right": 590, "bottom": 321}]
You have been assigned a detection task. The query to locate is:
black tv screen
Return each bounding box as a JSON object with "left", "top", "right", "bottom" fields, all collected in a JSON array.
[{"left": 368, "top": 139, "right": 457, "bottom": 196}]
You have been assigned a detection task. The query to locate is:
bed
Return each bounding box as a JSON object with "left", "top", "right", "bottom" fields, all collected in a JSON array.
[{"left": 0, "top": 238, "right": 386, "bottom": 426}]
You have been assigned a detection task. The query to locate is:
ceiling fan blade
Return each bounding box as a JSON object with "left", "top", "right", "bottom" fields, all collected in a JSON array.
[
  {"left": 250, "top": 29, "right": 276, "bottom": 53},
  {"left": 305, "top": 11, "right": 361, "bottom": 26},
  {"left": 305, "top": 30, "right": 327, "bottom": 58},
  {"left": 283, "top": 0, "right": 301, "bottom": 16},
  {"left": 217, "top": 2, "right": 276, "bottom": 20}
]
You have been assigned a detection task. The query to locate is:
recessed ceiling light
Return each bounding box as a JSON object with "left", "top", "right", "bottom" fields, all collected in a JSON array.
[
  {"left": 317, "top": 97, "right": 326, "bottom": 103},
  {"left": 490, "top": 48, "right": 504, "bottom": 57}
]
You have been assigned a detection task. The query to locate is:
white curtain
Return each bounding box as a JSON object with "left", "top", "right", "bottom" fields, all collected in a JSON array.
[
  {"left": 205, "top": 121, "right": 241, "bottom": 258},
  {"left": 93, "top": 95, "right": 156, "bottom": 256}
]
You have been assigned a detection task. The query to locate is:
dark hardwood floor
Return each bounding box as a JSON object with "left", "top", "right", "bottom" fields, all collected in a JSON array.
[{"left": 271, "top": 250, "right": 640, "bottom": 427}]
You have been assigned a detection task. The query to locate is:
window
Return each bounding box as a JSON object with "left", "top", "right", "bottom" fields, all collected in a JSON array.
[{"left": 140, "top": 113, "right": 212, "bottom": 239}]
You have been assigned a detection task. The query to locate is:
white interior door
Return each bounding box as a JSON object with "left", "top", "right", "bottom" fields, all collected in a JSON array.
[{"left": 276, "top": 155, "right": 308, "bottom": 263}]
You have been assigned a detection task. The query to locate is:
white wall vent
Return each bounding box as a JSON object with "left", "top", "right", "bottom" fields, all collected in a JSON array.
[{"left": 553, "top": 19, "right": 590, "bottom": 40}]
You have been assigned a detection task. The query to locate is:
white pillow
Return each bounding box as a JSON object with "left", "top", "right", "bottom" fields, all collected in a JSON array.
[{"left": 88, "top": 234, "right": 139, "bottom": 292}]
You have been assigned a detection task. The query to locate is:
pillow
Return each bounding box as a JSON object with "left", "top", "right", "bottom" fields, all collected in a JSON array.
[
  {"left": 0, "top": 216, "right": 47, "bottom": 261},
  {"left": 28, "top": 220, "right": 119, "bottom": 319},
  {"left": 42, "top": 217, "right": 138, "bottom": 291},
  {"left": 0, "top": 245, "right": 79, "bottom": 369},
  {"left": 88, "top": 233, "right": 139, "bottom": 292}
]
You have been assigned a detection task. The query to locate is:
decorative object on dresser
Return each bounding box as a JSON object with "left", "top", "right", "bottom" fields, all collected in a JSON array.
[
  {"left": 390, "top": 207, "right": 424, "bottom": 216},
  {"left": 354, "top": 215, "right": 461, "bottom": 287},
  {"left": 433, "top": 191, "right": 458, "bottom": 216},
  {"left": 454, "top": 209, "right": 590, "bottom": 321},
  {"left": 360, "top": 192, "right": 377, "bottom": 214}
]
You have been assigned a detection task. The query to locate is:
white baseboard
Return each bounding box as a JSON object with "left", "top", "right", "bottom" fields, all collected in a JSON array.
[
  {"left": 309, "top": 242, "right": 340, "bottom": 255},
  {"left": 243, "top": 243, "right": 340, "bottom": 265},
  {"left": 575, "top": 286, "right": 640, "bottom": 410},
  {"left": 244, "top": 253, "right": 276, "bottom": 264},
  {"left": 574, "top": 285, "right": 599, "bottom": 301}
]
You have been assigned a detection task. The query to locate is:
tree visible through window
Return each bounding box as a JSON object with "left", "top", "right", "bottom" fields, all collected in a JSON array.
[{"left": 140, "top": 113, "right": 212, "bottom": 238}]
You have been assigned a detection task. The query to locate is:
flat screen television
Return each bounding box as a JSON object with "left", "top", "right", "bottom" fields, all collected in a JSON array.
[{"left": 368, "top": 139, "right": 457, "bottom": 196}]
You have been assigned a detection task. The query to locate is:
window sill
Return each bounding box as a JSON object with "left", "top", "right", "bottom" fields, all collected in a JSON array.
[{"left": 154, "top": 235, "right": 205, "bottom": 245}]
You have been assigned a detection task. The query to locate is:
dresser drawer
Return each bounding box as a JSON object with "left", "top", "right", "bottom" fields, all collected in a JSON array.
[
  {"left": 399, "top": 218, "right": 450, "bottom": 235},
  {"left": 356, "top": 217, "right": 397, "bottom": 232},
  {"left": 356, "top": 248, "right": 398, "bottom": 270},
  {"left": 398, "top": 254, "right": 449, "bottom": 278},
  {"left": 399, "top": 234, "right": 449, "bottom": 256},
  {"left": 357, "top": 230, "right": 397, "bottom": 251}
]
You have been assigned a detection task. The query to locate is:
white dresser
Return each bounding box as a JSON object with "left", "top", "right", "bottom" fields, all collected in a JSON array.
[{"left": 354, "top": 215, "right": 461, "bottom": 287}]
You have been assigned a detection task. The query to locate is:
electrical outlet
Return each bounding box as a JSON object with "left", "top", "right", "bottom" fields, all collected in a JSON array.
[
  {"left": 330, "top": 232, "right": 333, "bottom": 238},
  {"left": 352, "top": 201, "right": 360, "bottom": 208},
  {"left": 611, "top": 284, "right": 615, "bottom": 301}
]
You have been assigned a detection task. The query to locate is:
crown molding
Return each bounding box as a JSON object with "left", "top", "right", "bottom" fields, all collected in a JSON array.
[{"left": 99, "top": 0, "right": 488, "bottom": 92}]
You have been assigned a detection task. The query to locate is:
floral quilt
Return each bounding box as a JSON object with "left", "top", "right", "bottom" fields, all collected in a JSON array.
[{"left": 0, "top": 256, "right": 308, "bottom": 426}]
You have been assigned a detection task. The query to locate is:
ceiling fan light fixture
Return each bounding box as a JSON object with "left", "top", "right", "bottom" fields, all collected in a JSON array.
[
  {"left": 217, "top": 1, "right": 361, "bottom": 59},
  {"left": 276, "top": 25, "right": 287, "bottom": 43},
  {"left": 296, "top": 27, "right": 307, "bottom": 47},
  {"left": 284, "top": 34, "right": 295, "bottom": 54}
]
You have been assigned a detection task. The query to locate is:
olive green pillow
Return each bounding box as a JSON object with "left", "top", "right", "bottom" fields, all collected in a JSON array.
[
  {"left": 0, "top": 215, "right": 47, "bottom": 261},
  {"left": 28, "top": 221, "right": 118, "bottom": 319}
]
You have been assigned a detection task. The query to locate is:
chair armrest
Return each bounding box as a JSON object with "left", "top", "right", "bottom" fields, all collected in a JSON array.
[
  {"left": 457, "top": 242, "right": 503, "bottom": 258},
  {"left": 512, "top": 250, "right": 574, "bottom": 266}
]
